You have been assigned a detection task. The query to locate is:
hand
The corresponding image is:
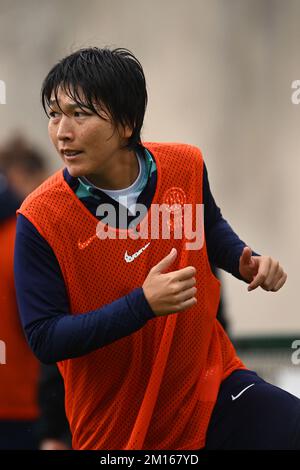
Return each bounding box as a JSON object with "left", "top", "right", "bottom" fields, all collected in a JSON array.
[
  {"left": 239, "top": 246, "right": 287, "bottom": 292},
  {"left": 143, "top": 248, "right": 197, "bottom": 316}
]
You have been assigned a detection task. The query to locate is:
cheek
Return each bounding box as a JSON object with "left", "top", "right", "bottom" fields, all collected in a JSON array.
[
  {"left": 48, "top": 123, "right": 57, "bottom": 145},
  {"left": 83, "top": 129, "right": 103, "bottom": 150}
]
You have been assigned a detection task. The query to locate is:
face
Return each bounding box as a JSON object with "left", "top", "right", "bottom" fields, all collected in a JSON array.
[{"left": 48, "top": 87, "right": 132, "bottom": 181}]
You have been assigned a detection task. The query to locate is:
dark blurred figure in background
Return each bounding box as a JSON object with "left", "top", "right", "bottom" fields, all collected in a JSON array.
[
  {"left": 0, "top": 135, "right": 71, "bottom": 449},
  {"left": 0, "top": 135, "right": 47, "bottom": 448},
  {"left": 212, "top": 266, "right": 230, "bottom": 334},
  {"left": 37, "top": 364, "right": 72, "bottom": 450}
]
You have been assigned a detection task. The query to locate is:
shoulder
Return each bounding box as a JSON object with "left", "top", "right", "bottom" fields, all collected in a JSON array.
[
  {"left": 17, "top": 169, "right": 73, "bottom": 239},
  {"left": 143, "top": 141, "right": 203, "bottom": 160},
  {"left": 17, "top": 169, "right": 76, "bottom": 227},
  {"left": 18, "top": 169, "right": 66, "bottom": 214}
]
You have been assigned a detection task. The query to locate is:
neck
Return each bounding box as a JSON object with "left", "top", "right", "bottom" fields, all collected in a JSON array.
[{"left": 86, "top": 148, "right": 139, "bottom": 190}]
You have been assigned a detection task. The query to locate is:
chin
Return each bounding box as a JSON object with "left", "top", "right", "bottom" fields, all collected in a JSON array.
[{"left": 65, "top": 164, "right": 88, "bottom": 178}]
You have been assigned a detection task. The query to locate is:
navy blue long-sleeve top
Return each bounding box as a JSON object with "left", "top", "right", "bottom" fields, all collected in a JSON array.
[{"left": 13, "top": 148, "right": 258, "bottom": 364}]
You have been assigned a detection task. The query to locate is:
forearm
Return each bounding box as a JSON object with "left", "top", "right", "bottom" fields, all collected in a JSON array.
[
  {"left": 206, "top": 217, "right": 259, "bottom": 280},
  {"left": 14, "top": 214, "right": 154, "bottom": 364},
  {"left": 25, "top": 288, "right": 154, "bottom": 364},
  {"left": 203, "top": 163, "right": 260, "bottom": 280}
]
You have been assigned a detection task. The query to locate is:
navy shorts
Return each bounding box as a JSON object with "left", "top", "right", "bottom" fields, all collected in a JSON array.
[{"left": 205, "top": 369, "right": 300, "bottom": 450}]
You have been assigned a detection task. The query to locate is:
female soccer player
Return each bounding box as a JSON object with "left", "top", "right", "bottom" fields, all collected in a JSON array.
[{"left": 14, "top": 47, "right": 298, "bottom": 450}]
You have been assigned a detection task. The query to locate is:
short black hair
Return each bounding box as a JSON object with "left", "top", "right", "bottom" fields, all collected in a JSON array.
[{"left": 41, "top": 47, "right": 148, "bottom": 150}]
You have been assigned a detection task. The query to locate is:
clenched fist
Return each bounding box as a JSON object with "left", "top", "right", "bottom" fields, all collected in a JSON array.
[
  {"left": 142, "top": 248, "right": 197, "bottom": 317},
  {"left": 239, "top": 246, "right": 287, "bottom": 292}
]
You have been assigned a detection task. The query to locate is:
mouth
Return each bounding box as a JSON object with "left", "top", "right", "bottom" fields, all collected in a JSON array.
[{"left": 61, "top": 149, "right": 83, "bottom": 160}]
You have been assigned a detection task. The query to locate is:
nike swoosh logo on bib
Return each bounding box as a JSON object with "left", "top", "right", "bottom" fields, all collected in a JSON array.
[
  {"left": 124, "top": 242, "right": 151, "bottom": 263},
  {"left": 78, "top": 234, "right": 98, "bottom": 250}
]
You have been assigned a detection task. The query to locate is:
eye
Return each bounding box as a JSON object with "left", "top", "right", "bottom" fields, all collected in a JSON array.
[
  {"left": 74, "top": 110, "right": 91, "bottom": 117},
  {"left": 49, "top": 110, "right": 60, "bottom": 118}
]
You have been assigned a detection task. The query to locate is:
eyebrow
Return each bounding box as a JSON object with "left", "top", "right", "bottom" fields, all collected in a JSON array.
[{"left": 49, "top": 99, "right": 88, "bottom": 110}]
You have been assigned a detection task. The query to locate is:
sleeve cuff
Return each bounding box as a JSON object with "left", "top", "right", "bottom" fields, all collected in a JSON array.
[
  {"left": 126, "top": 287, "right": 156, "bottom": 322},
  {"left": 233, "top": 249, "right": 261, "bottom": 282}
]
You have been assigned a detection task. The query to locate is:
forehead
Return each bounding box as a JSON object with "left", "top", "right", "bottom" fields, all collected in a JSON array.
[{"left": 50, "top": 87, "right": 85, "bottom": 107}]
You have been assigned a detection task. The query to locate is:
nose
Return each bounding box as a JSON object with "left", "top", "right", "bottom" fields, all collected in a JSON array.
[{"left": 56, "top": 114, "right": 74, "bottom": 142}]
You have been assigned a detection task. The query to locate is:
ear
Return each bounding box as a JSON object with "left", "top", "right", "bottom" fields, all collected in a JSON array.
[
  {"left": 123, "top": 124, "right": 133, "bottom": 139},
  {"left": 116, "top": 123, "right": 133, "bottom": 141}
]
